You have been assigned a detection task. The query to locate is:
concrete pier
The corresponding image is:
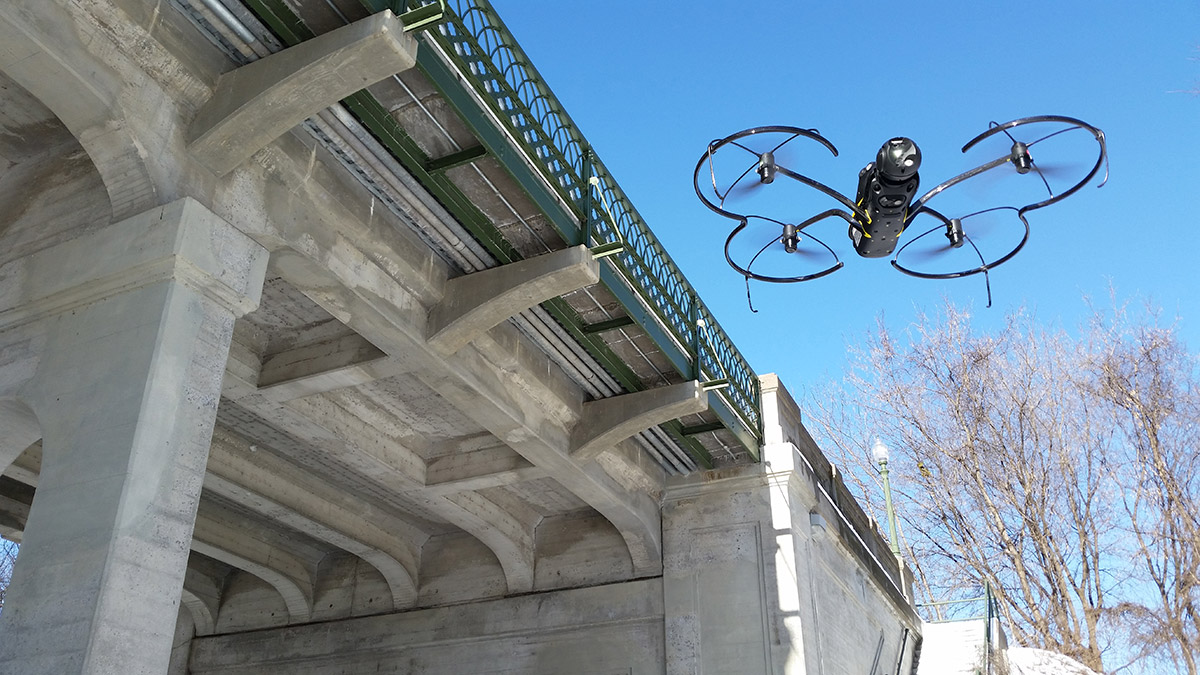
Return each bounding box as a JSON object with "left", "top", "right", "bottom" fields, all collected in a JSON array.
[{"left": 0, "top": 200, "right": 267, "bottom": 673}]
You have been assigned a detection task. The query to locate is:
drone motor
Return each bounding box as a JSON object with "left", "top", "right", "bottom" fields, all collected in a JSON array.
[
  {"left": 1010, "top": 141, "right": 1033, "bottom": 174},
  {"left": 757, "top": 151, "right": 777, "bottom": 184}
]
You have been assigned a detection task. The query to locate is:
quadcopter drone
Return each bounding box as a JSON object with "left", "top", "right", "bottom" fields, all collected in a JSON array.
[{"left": 693, "top": 115, "right": 1108, "bottom": 308}]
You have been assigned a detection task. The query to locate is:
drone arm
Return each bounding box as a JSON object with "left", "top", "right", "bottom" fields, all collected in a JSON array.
[
  {"left": 774, "top": 165, "right": 869, "bottom": 221},
  {"left": 960, "top": 115, "right": 1108, "bottom": 215},
  {"left": 907, "top": 155, "right": 1010, "bottom": 216}
]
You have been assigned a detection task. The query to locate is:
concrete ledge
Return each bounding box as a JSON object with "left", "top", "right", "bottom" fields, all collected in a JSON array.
[
  {"left": 0, "top": 198, "right": 269, "bottom": 331},
  {"left": 189, "top": 10, "right": 417, "bottom": 176},
  {"left": 426, "top": 246, "right": 599, "bottom": 356},
  {"left": 571, "top": 381, "right": 708, "bottom": 461}
]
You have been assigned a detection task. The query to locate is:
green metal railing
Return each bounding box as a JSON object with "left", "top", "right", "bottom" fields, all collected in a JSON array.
[
  {"left": 242, "top": 0, "right": 762, "bottom": 457},
  {"left": 399, "top": 0, "right": 761, "bottom": 444}
]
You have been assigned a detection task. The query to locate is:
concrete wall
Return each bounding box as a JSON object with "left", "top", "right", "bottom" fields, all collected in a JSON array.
[
  {"left": 659, "top": 374, "right": 920, "bottom": 675},
  {"left": 179, "top": 373, "right": 919, "bottom": 675},
  {"left": 188, "top": 578, "right": 666, "bottom": 674}
]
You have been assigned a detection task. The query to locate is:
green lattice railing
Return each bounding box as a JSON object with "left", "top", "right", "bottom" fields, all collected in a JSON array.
[
  {"left": 402, "top": 0, "right": 762, "bottom": 442},
  {"left": 245, "top": 0, "right": 762, "bottom": 453}
]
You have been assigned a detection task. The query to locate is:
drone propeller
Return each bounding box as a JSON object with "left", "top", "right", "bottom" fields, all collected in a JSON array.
[
  {"left": 911, "top": 115, "right": 1107, "bottom": 217},
  {"left": 724, "top": 214, "right": 846, "bottom": 283},
  {"left": 715, "top": 134, "right": 817, "bottom": 203},
  {"left": 696, "top": 126, "right": 853, "bottom": 219}
]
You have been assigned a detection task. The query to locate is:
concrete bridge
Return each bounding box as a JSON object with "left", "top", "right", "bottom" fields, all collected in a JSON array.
[{"left": 0, "top": 1, "right": 919, "bottom": 672}]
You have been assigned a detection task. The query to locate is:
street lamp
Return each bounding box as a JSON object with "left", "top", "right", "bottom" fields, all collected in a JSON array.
[{"left": 872, "top": 438, "right": 902, "bottom": 558}]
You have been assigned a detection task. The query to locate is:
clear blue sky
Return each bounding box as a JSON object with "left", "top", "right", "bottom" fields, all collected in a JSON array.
[{"left": 493, "top": 2, "right": 1200, "bottom": 389}]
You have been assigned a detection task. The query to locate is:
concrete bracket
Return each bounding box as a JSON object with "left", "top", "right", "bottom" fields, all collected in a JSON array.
[
  {"left": 426, "top": 245, "right": 599, "bottom": 356},
  {"left": 571, "top": 381, "right": 709, "bottom": 461},
  {"left": 188, "top": 10, "right": 418, "bottom": 176}
]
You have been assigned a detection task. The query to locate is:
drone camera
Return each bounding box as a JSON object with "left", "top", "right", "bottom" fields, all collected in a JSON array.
[
  {"left": 850, "top": 137, "right": 922, "bottom": 258},
  {"left": 877, "top": 137, "right": 922, "bottom": 182}
]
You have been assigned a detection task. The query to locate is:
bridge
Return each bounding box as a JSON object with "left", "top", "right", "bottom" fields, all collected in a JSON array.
[{"left": 0, "top": 1, "right": 918, "bottom": 672}]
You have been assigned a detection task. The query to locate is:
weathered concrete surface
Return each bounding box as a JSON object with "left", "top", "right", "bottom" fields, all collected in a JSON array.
[
  {"left": 0, "top": 2, "right": 930, "bottom": 672},
  {"left": 571, "top": 380, "right": 708, "bottom": 461},
  {"left": 0, "top": 200, "right": 267, "bottom": 674},
  {"left": 188, "top": 578, "right": 666, "bottom": 674},
  {"left": 426, "top": 244, "right": 600, "bottom": 356},
  {"left": 661, "top": 375, "right": 921, "bottom": 675},
  {"left": 190, "top": 10, "right": 417, "bottom": 176}
]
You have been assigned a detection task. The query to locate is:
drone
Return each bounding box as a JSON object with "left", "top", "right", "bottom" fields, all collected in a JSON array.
[{"left": 693, "top": 115, "right": 1108, "bottom": 308}]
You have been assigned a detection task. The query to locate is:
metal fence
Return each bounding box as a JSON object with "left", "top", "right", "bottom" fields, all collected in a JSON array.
[{"left": 388, "top": 0, "right": 762, "bottom": 442}]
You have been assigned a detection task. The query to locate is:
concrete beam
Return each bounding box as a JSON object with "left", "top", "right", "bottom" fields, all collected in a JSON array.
[
  {"left": 190, "top": 510, "right": 315, "bottom": 623},
  {"left": 422, "top": 355, "right": 663, "bottom": 575},
  {"left": 189, "top": 11, "right": 417, "bottom": 176},
  {"left": 222, "top": 342, "right": 429, "bottom": 487},
  {"left": 188, "top": 578, "right": 666, "bottom": 674},
  {"left": 570, "top": 381, "right": 708, "bottom": 461},
  {"left": 180, "top": 569, "right": 221, "bottom": 637},
  {"left": 269, "top": 233, "right": 663, "bottom": 576},
  {"left": 425, "top": 446, "right": 548, "bottom": 496},
  {"left": 262, "top": 255, "right": 540, "bottom": 593},
  {"left": 256, "top": 333, "right": 411, "bottom": 402},
  {"left": 205, "top": 429, "right": 423, "bottom": 609},
  {"left": 426, "top": 246, "right": 599, "bottom": 357}
]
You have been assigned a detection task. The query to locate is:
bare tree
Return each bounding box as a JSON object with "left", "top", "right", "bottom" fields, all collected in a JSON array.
[
  {"left": 1090, "top": 304, "right": 1200, "bottom": 674},
  {"left": 802, "top": 301, "right": 1200, "bottom": 674},
  {"left": 0, "top": 537, "right": 17, "bottom": 613}
]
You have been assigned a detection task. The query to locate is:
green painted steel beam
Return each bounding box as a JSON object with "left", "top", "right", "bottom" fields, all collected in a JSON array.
[
  {"left": 581, "top": 316, "right": 635, "bottom": 334},
  {"left": 397, "top": 1, "right": 445, "bottom": 31},
  {"left": 413, "top": 45, "right": 584, "bottom": 243},
  {"left": 425, "top": 145, "right": 488, "bottom": 172},
  {"left": 679, "top": 422, "right": 724, "bottom": 436}
]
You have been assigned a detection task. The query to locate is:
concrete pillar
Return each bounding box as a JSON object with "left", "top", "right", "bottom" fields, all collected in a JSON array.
[
  {"left": 0, "top": 198, "right": 267, "bottom": 674},
  {"left": 662, "top": 374, "right": 920, "bottom": 675},
  {"left": 662, "top": 442, "right": 819, "bottom": 675}
]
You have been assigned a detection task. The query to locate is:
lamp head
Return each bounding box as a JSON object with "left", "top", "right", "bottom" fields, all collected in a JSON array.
[{"left": 871, "top": 437, "right": 890, "bottom": 464}]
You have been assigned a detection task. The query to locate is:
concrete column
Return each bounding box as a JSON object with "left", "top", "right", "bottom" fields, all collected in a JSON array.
[
  {"left": 663, "top": 374, "right": 920, "bottom": 675},
  {"left": 662, "top": 443, "right": 818, "bottom": 675},
  {"left": 0, "top": 199, "right": 267, "bottom": 674}
]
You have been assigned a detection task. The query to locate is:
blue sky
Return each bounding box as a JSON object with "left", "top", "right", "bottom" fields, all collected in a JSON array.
[{"left": 493, "top": 2, "right": 1200, "bottom": 389}]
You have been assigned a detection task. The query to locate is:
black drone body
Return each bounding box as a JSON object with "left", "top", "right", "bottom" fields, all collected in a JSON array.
[
  {"left": 851, "top": 137, "right": 922, "bottom": 258},
  {"left": 694, "top": 115, "right": 1108, "bottom": 306}
]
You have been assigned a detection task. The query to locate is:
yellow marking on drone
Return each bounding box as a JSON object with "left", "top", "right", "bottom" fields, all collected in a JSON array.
[{"left": 854, "top": 196, "right": 873, "bottom": 226}]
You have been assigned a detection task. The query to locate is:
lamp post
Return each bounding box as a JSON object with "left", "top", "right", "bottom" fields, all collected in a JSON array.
[{"left": 872, "top": 438, "right": 902, "bottom": 558}]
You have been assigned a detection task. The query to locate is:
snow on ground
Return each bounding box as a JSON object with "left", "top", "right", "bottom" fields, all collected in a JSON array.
[{"left": 1006, "top": 647, "right": 1102, "bottom": 675}]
